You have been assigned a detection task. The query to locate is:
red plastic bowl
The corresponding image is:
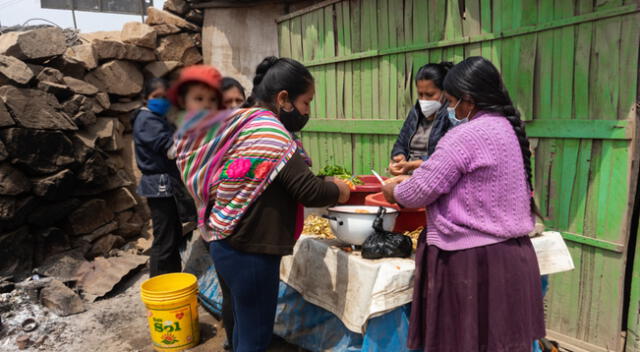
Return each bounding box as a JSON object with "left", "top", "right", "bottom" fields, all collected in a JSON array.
[
  {"left": 345, "top": 175, "right": 387, "bottom": 205},
  {"left": 364, "top": 192, "right": 426, "bottom": 232}
]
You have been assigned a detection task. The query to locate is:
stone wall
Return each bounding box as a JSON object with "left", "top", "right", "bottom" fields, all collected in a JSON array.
[{"left": 0, "top": 3, "right": 203, "bottom": 279}]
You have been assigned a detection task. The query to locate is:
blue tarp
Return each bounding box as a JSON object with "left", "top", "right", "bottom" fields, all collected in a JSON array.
[{"left": 198, "top": 265, "right": 419, "bottom": 352}]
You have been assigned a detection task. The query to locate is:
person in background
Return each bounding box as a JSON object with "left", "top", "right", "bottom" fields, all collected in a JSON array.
[
  {"left": 389, "top": 62, "right": 454, "bottom": 176},
  {"left": 222, "top": 77, "right": 246, "bottom": 109},
  {"left": 132, "top": 78, "right": 185, "bottom": 277},
  {"left": 382, "top": 56, "right": 545, "bottom": 351},
  {"left": 172, "top": 57, "right": 351, "bottom": 352}
]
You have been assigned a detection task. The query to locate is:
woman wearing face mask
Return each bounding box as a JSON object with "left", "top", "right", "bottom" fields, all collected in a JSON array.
[
  {"left": 389, "top": 62, "right": 454, "bottom": 176},
  {"left": 222, "top": 77, "right": 246, "bottom": 109},
  {"left": 132, "top": 78, "right": 186, "bottom": 277},
  {"left": 382, "top": 57, "right": 545, "bottom": 352},
  {"left": 172, "top": 57, "right": 351, "bottom": 352}
]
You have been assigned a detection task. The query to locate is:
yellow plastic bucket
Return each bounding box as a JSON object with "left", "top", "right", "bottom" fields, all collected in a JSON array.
[{"left": 141, "top": 273, "right": 200, "bottom": 351}]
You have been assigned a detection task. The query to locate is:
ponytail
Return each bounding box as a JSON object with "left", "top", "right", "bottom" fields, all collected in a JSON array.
[{"left": 243, "top": 56, "right": 314, "bottom": 110}]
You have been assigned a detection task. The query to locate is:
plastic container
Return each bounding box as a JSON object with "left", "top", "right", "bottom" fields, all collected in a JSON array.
[
  {"left": 365, "top": 192, "right": 426, "bottom": 232},
  {"left": 345, "top": 175, "right": 387, "bottom": 205},
  {"left": 141, "top": 273, "right": 200, "bottom": 351}
]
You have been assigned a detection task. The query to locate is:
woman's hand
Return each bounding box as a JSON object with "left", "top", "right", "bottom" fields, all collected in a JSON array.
[
  {"left": 388, "top": 155, "right": 406, "bottom": 176},
  {"left": 401, "top": 160, "right": 423, "bottom": 174},
  {"left": 381, "top": 175, "right": 410, "bottom": 204},
  {"left": 332, "top": 179, "right": 351, "bottom": 204}
]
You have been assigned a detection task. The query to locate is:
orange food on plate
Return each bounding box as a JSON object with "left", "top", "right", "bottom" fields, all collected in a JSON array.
[{"left": 355, "top": 209, "right": 370, "bottom": 214}]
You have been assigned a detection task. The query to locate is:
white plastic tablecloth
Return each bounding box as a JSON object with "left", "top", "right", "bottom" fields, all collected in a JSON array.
[{"left": 280, "top": 235, "right": 416, "bottom": 333}]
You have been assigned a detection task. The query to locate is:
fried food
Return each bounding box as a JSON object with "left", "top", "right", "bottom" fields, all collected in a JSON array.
[
  {"left": 302, "top": 215, "right": 335, "bottom": 239},
  {"left": 403, "top": 227, "right": 424, "bottom": 250}
]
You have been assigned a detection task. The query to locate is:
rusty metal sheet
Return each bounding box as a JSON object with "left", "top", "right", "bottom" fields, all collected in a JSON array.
[{"left": 75, "top": 254, "right": 148, "bottom": 302}]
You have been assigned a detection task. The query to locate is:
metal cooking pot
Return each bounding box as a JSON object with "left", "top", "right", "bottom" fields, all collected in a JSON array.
[{"left": 323, "top": 205, "right": 398, "bottom": 245}]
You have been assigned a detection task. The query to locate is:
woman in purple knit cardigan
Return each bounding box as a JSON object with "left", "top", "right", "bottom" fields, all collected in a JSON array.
[{"left": 382, "top": 56, "right": 545, "bottom": 352}]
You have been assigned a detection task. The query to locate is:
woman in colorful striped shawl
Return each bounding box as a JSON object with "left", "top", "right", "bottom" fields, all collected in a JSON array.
[{"left": 173, "top": 58, "right": 351, "bottom": 352}]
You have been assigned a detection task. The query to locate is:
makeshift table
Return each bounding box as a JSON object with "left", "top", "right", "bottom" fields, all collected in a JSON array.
[
  {"left": 199, "top": 235, "right": 420, "bottom": 352},
  {"left": 198, "top": 232, "right": 573, "bottom": 352}
]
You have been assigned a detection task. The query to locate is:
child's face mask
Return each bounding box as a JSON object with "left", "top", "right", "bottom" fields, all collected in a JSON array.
[{"left": 148, "top": 98, "right": 171, "bottom": 116}]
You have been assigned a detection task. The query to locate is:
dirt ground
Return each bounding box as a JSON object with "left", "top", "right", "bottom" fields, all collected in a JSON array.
[{"left": 0, "top": 269, "right": 304, "bottom": 352}]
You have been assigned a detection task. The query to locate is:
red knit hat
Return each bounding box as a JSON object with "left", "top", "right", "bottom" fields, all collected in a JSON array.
[{"left": 167, "top": 65, "right": 223, "bottom": 106}]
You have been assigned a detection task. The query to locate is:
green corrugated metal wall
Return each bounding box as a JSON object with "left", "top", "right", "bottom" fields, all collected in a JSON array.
[{"left": 277, "top": 0, "right": 640, "bottom": 351}]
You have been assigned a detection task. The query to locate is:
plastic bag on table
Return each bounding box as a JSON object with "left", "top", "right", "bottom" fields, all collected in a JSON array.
[{"left": 361, "top": 207, "right": 413, "bottom": 259}]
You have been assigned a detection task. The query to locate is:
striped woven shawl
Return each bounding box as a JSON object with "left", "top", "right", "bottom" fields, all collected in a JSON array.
[{"left": 174, "top": 107, "right": 297, "bottom": 241}]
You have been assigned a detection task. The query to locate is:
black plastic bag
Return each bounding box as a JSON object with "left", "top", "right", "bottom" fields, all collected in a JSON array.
[{"left": 361, "top": 207, "right": 413, "bottom": 259}]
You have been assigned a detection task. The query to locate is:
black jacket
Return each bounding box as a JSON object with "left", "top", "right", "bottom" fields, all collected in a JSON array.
[
  {"left": 132, "top": 108, "right": 181, "bottom": 197},
  {"left": 391, "top": 101, "right": 452, "bottom": 160}
]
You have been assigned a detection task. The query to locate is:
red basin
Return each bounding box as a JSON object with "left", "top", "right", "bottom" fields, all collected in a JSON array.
[
  {"left": 364, "top": 192, "right": 426, "bottom": 232},
  {"left": 345, "top": 175, "right": 387, "bottom": 205}
]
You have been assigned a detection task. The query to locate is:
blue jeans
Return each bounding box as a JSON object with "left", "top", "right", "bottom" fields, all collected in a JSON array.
[{"left": 209, "top": 240, "right": 281, "bottom": 352}]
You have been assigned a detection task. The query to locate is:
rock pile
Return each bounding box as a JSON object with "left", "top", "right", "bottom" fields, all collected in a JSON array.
[{"left": 0, "top": 6, "right": 203, "bottom": 280}]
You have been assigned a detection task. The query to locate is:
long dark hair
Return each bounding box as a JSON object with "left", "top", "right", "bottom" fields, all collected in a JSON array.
[
  {"left": 222, "top": 77, "right": 246, "bottom": 98},
  {"left": 243, "top": 56, "right": 314, "bottom": 110},
  {"left": 443, "top": 56, "right": 540, "bottom": 217},
  {"left": 415, "top": 61, "right": 454, "bottom": 89}
]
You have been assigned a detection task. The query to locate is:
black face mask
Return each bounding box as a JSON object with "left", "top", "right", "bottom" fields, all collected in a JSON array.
[{"left": 278, "top": 104, "right": 309, "bottom": 132}]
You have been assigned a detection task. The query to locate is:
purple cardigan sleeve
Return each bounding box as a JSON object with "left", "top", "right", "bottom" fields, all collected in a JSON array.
[{"left": 393, "top": 146, "right": 464, "bottom": 209}]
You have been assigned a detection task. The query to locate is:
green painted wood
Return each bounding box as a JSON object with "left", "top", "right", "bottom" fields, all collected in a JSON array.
[
  {"left": 380, "top": 56, "right": 391, "bottom": 119},
  {"left": 401, "top": 54, "right": 414, "bottom": 118},
  {"left": 427, "top": 0, "right": 446, "bottom": 42},
  {"left": 344, "top": 61, "right": 353, "bottom": 119},
  {"left": 336, "top": 62, "right": 345, "bottom": 119},
  {"left": 341, "top": 2, "right": 352, "bottom": 55},
  {"left": 315, "top": 9, "right": 327, "bottom": 119},
  {"left": 298, "top": 4, "right": 640, "bottom": 67},
  {"left": 618, "top": 13, "right": 640, "bottom": 121},
  {"left": 413, "top": 0, "right": 428, "bottom": 45},
  {"left": 278, "top": 20, "right": 292, "bottom": 57},
  {"left": 568, "top": 140, "right": 593, "bottom": 236},
  {"left": 361, "top": 58, "right": 373, "bottom": 118},
  {"left": 280, "top": 2, "right": 640, "bottom": 350},
  {"left": 480, "top": 0, "right": 493, "bottom": 59},
  {"left": 324, "top": 6, "right": 337, "bottom": 119},
  {"left": 464, "top": 0, "right": 483, "bottom": 56},
  {"left": 303, "top": 118, "right": 632, "bottom": 139},
  {"left": 301, "top": 12, "right": 315, "bottom": 62},
  {"left": 559, "top": 231, "right": 625, "bottom": 252},
  {"left": 403, "top": 0, "right": 414, "bottom": 45},
  {"left": 289, "top": 16, "right": 303, "bottom": 61},
  {"left": 335, "top": 2, "right": 345, "bottom": 56},
  {"left": 389, "top": 54, "right": 399, "bottom": 119},
  {"left": 628, "top": 224, "right": 640, "bottom": 352},
  {"left": 514, "top": 33, "right": 536, "bottom": 121},
  {"left": 490, "top": 0, "right": 502, "bottom": 68},
  {"left": 372, "top": 57, "right": 380, "bottom": 119},
  {"left": 352, "top": 60, "right": 362, "bottom": 118}
]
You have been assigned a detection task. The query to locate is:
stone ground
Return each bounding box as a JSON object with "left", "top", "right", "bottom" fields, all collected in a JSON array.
[{"left": 0, "top": 268, "right": 305, "bottom": 352}]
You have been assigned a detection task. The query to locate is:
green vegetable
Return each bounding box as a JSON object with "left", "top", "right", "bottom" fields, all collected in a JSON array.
[
  {"left": 318, "top": 165, "right": 364, "bottom": 185},
  {"left": 318, "top": 165, "right": 349, "bottom": 176}
]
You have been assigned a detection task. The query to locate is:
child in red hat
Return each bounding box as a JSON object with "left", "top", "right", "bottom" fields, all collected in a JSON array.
[{"left": 168, "top": 65, "right": 224, "bottom": 113}]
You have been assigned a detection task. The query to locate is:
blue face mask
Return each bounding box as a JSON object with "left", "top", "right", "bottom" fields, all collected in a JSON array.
[
  {"left": 447, "top": 100, "right": 469, "bottom": 127},
  {"left": 147, "top": 98, "right": 171, "bottom": 116}
]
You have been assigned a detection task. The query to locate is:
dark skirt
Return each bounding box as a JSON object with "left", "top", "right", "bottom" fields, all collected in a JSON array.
[{"left": 407, "top": 232, "right": 546, "bottom": 352}]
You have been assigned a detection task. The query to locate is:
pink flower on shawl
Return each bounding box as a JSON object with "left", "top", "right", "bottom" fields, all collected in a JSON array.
[{"left": 227, "top": 158, "right": 252, "bottom": 178}]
